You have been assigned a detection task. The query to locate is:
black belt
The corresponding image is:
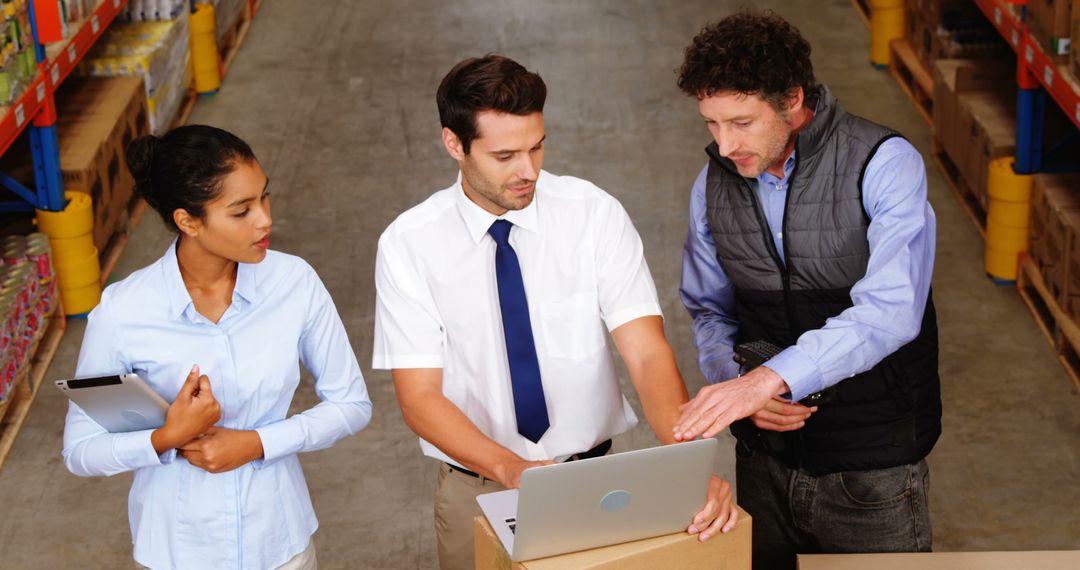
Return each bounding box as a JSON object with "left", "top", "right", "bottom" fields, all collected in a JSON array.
[{"left": 447, "top": 439, "right": 612, "bottom": 479}]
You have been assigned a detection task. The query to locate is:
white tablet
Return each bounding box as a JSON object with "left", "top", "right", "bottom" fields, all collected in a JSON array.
[{"left": 56, "top": 373, "right": 170, "bottom": 433}]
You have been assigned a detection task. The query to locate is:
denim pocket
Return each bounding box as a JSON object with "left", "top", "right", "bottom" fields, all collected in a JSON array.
[{"left": 837, "top": 464, "right": 913, "bottom": 508}]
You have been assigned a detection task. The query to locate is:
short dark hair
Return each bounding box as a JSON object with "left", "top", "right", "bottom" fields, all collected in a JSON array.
[
  {"left": 436, "top": 55, "right": 547, "bottom": 153},
  {"left": 677, "top": 11, "right": 816, "bottom": 109},
  {"left": 126, "top": 125, "right": 256, "bottom": 232}
]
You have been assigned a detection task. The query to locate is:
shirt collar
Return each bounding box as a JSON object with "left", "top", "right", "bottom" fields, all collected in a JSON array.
[
  {"left": 454, "top": 170, "right": 542, "bottom": 244},
  {"left": 161, "top": 238, "right": 259, "bottom": 321},
  {"left": 756, "top": 149, "right": 797, "bottom": 187}
]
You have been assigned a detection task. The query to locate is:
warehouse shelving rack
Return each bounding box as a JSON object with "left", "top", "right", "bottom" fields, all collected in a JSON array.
[
  {"left": 0, "top": 0, "right": 128, "bottom": 215},
  {"left": 973, "top": 0, "right": 1080, "bottom": 174}
]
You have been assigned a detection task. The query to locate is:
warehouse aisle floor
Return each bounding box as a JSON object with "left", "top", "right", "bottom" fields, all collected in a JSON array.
[{"left": 2, "top": 1, "right": 1078, "bottom": 568}]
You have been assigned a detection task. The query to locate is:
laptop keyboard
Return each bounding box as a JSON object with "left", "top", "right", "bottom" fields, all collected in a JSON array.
[{"left": 504, "top": 517, "right": 517, "bottom": 534}]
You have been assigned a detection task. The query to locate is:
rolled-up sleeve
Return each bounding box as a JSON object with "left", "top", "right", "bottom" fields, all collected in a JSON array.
[{"left": 256, "top": 269, "right": 372, "bottom": 465}]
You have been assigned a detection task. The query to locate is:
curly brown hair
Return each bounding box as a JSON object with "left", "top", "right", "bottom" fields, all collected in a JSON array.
[{"left": 677, "top": 11, "right": 815, "bottom": 110}]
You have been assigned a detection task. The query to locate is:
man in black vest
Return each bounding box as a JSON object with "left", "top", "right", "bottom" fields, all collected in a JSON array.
[{"left": 670, "top": 11, "right": 941, "bottom": 569}]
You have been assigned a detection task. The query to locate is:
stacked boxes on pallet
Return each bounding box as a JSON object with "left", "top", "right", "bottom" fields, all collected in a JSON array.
[
  {"left": 1029, "top": 174, "right": 1080, "bottom": 319},
  {"left": 931, "top": 59, "right": 1016, "bottom": 210},
  {"left": 54, "top": 76, "right": 151, "bottom": 251},
  {"left": 1027, "top": 0, "right": 1073, "bottom": 64},
  {"left": 77, "top": 9, "right": 191, "bottom": 135}
]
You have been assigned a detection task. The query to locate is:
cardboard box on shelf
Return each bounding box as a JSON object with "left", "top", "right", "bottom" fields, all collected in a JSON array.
[
  {"left": 961, "top": 90, "right": 1017, "bottom": 207},
  {"left": 930, "top": 59, "right": 1014, "bottom": 201},
  {"left": 1035, "top": 176, "right": 1080, "bottom": 299},
  {"left": 798, "top": 550, "right": 1080, "bottom": 569},
  {"left": 473, "top": 506, "right": 751, "bottom": 570},
  {"left": 1028, "top": 0, "right": 1073, "bottom": 63},
  {"left": 931, "top": 60, "right": 1009, "bottom": 168}
]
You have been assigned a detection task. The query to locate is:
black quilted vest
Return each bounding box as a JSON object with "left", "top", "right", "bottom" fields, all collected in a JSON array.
[{"left": 704, "top": 86, "right": 941, "bottom": 474}]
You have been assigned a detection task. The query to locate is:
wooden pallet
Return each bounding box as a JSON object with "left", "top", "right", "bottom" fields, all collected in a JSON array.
[
  {"left": 931, "top": 137, "right": 987, "bottom": 239},
  {"left": 887, "top": 38, "right": 933, "bottom": 126},
  {"left": 851, "top": 0, "right": 870, "bottom": 28},
  {"left": 219, "top": 2, "right": 255, "bottom": 80},
  {"left": 0, "top": 301, "right": 67, "bottom": 473},
  {"left": 1016, "top": 255, "right": 1080, "bottom": 393}
]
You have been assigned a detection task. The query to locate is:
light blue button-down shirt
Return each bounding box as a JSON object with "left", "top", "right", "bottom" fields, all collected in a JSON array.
[
  {"left": 680, "top": 137, "right": 936, "bottom": 401},
  {"left": 63, "top": 242, "right": 372, "bottom": 570}
]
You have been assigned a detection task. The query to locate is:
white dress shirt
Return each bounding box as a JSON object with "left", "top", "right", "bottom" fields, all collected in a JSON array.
[
  {"left": 373, "top": 170, "right": 662, "bottom": 465},
  {"left": 63, "top": 242, "right": 372, "bottom": 570}
]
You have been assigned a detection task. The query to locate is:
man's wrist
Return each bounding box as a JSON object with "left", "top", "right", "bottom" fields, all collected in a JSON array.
[{"left": 753, "top": 366, "right": 790, "bottom": 397}]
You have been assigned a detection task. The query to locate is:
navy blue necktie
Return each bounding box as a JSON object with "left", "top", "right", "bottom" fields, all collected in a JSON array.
[{"left": 488, "top": 220, "right": 549, "bottom": 443}]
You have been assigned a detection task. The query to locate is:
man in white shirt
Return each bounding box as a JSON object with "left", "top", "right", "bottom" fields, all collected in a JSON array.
[{"left": 373, "top": 55, "right": 735, "bottom": 569}]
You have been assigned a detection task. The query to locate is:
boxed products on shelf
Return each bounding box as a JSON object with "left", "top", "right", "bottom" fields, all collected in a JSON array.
[
  {"left": 931, "top": 58, "right": 1015, "bottom": 206},
  {"left": 1029, "top": 174, "right": 1080, "bottom": 319},
  {"left": 76, "top": 9, "right": 190, "bottom": 134},
  {"left": 906, "top": 0, "right": 1011, "bottom": 69},
  {"left": 0, "top": 0, "right": 37, "bottom": 110},
  {"left": 0, "top": 233, "right": 56, "bottom": 406},
  {"left": 120, "top": 0, "right": 187, "bottom": 22},
  {"left": 60, "top": 0, "right": 95, "bottom": 23},
  {"left": 1027, "top": 0, "right": 1073, "bottom": 63},
  {"left": 54, "top": 76, "right": 150, "bottom": 250}
]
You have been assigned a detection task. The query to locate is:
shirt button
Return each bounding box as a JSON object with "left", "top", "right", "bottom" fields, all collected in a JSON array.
[{"left": 776, "top": 232, "right": 783, "bottom": 239}]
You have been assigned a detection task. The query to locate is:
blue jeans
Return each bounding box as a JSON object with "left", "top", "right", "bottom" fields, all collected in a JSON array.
[{"left": 735, "top": 444, "right": 932, "bottom": 570}]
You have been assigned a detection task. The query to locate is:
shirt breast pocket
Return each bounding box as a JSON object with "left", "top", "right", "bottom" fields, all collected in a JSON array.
[{"left": 538, "top": 293, "right": 606, "bottom": 360}]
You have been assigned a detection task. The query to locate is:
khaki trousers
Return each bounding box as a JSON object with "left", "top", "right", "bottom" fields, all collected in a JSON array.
[{"left": 434, "top": 463, "right": 507, "bottom": 570}]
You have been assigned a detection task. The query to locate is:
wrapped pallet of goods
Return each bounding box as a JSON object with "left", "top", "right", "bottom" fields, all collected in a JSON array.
[{"left": 77, "top": 6, "right": 191, "bottom": 135}]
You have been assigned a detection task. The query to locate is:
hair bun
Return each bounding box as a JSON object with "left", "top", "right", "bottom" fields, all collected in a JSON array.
[{"left": 126, "top": 135, "right": 159, "bottom": 207}]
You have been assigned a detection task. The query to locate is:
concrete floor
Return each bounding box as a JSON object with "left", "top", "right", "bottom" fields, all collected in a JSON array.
[{"left": 1, "top": 0, "right": 1079, "bottom": 568}]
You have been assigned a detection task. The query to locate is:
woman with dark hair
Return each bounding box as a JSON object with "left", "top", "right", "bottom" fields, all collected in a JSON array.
[{"left": 62, "top": 125, "right": 371, "bottom": 569}]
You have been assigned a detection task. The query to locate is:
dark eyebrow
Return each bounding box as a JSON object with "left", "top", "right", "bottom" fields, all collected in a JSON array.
[
  {"left": 225, "top": 177, "right": 271, "bottom": 208},
  {"left": 490, "top": 135, "right": 547, "bottom": 156}
]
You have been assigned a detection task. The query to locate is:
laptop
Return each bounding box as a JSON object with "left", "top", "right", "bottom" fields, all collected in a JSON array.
[{"left": 476, "top": 438, "right": 719, "bottom": 561}]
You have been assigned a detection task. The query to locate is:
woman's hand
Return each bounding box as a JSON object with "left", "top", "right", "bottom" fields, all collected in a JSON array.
[
  {"left": 179, "top": 427, "right": 264, "bottom": 473},
  {"left": 151, "top": 365, "right": 221, "bottom": 454}
]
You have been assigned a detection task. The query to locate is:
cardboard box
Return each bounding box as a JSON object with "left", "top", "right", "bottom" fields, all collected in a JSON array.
[
  {"left": 798, "top": 550, "right": 1080, "bottom": 569},
  {"left": 53, "top": 76, "right": 149, "bottom": 251},
  {"left": 961, "top": 90, "right": 1017, "bottom": 207},
  {"left": 1028, "top": 0, "right": 1073, "bottom": 62},
  {"left": 473, "top": 507, "right": 751, "bottom": 570},
  {"left": 931, "top": 60, "right": 1012, "bottom": 178}
]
